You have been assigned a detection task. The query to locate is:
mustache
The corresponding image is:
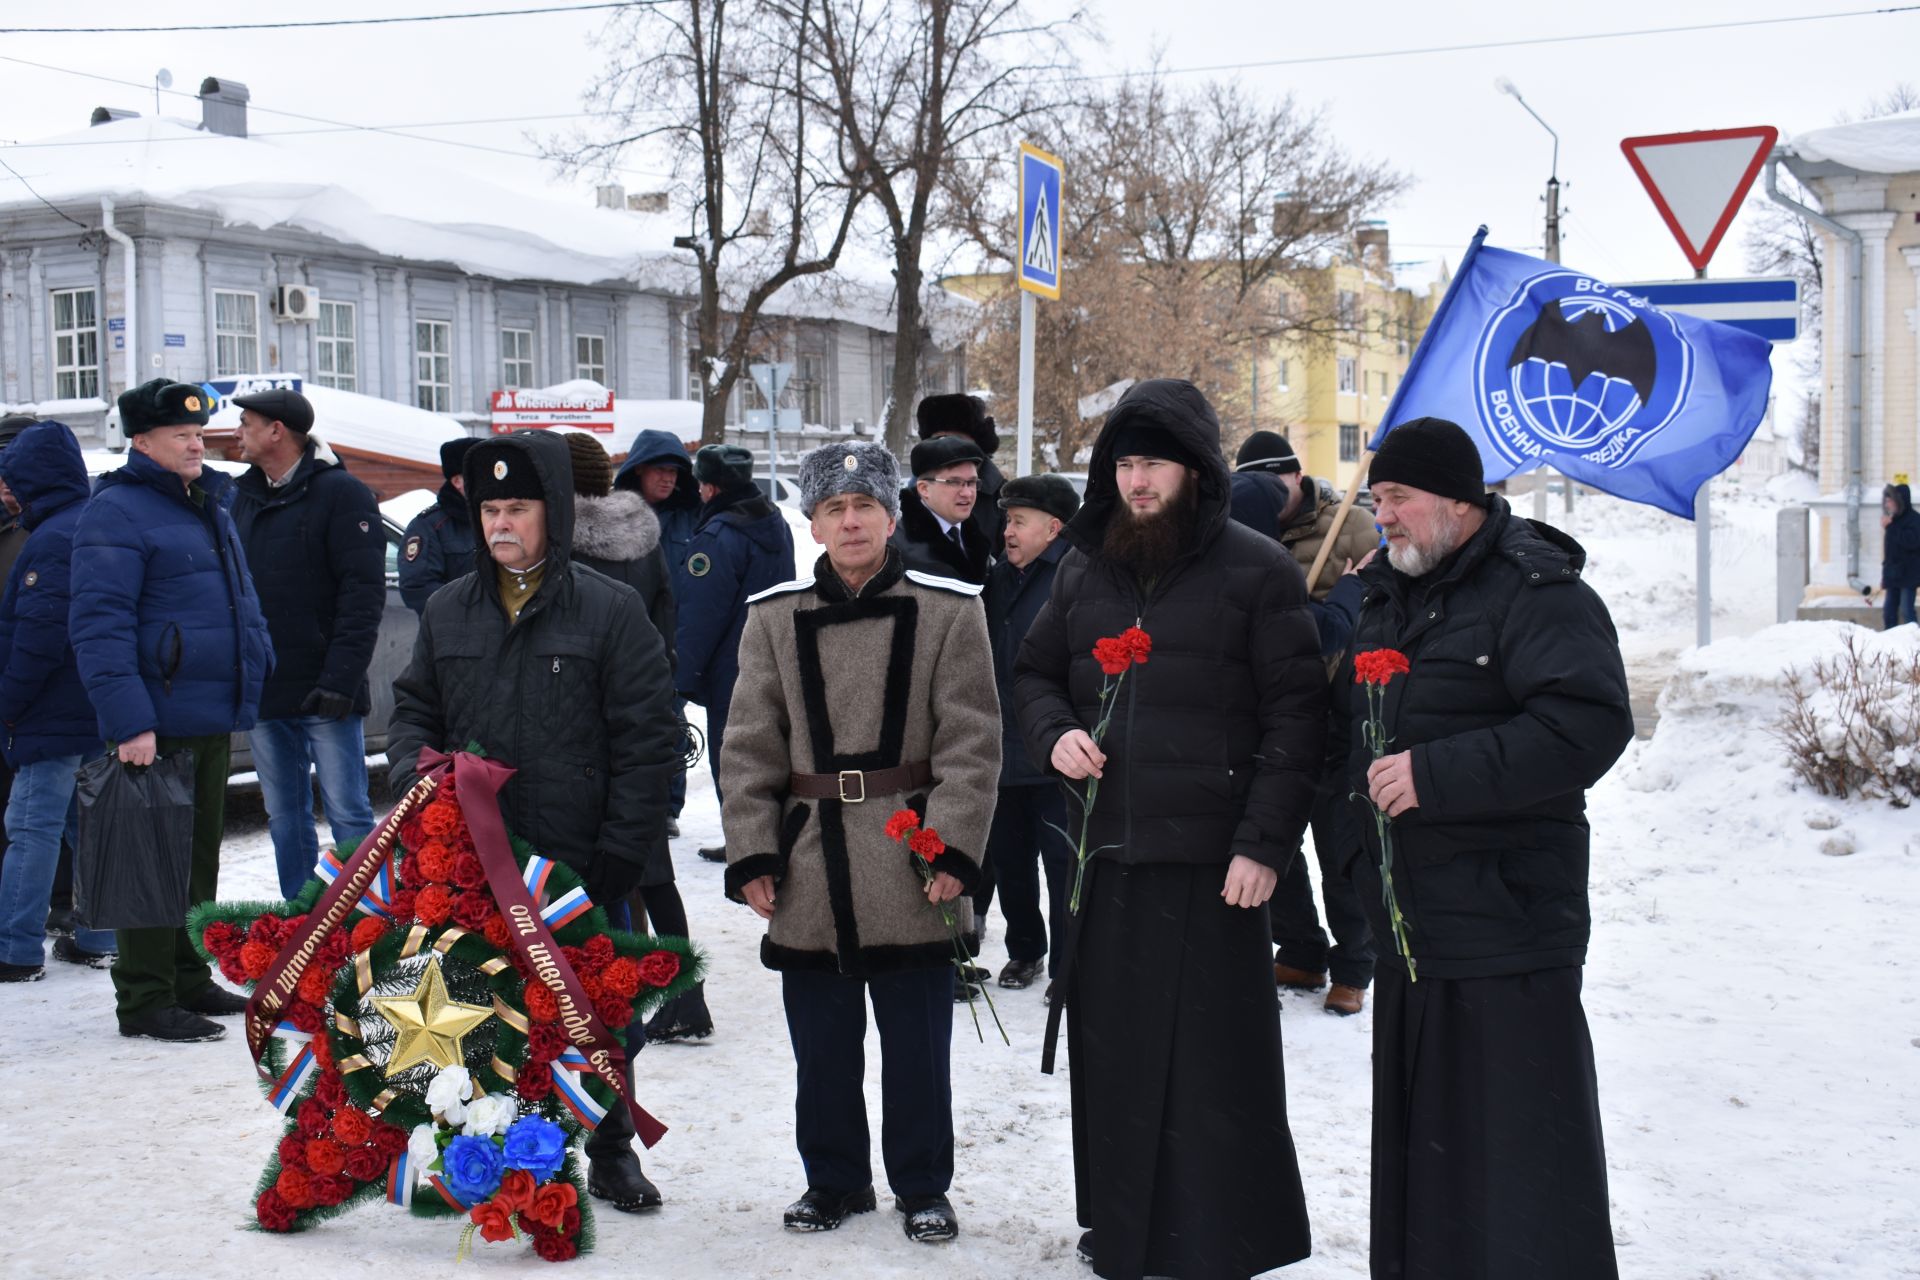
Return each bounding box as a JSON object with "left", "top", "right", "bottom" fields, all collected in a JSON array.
[{"left": 489, "top": 532, "right": 526, "bottom": 548}]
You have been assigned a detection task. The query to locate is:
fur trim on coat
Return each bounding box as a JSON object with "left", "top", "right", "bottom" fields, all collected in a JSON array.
[{"left": 573, "top": 489, "right": 662, "bottom": 563}]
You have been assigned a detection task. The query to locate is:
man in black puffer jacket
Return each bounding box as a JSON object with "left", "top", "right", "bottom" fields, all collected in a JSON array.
[
  {"left": 231, "top": 389, "right": 386, "bottom": 901},
  {"left": 388, "top": 428, "right": 681, "bottom": 1213},
  {"left": 1015, "top": 378, "right": 1323, "bottom": 1280},
  {"left": 1330, "top": 417, "right": 1633, "bottom": 1280}
]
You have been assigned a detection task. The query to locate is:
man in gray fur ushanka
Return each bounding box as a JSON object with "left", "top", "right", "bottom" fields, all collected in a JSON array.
[{"left": 720, "top": 440, "right": 1000, "bottom": 1245}]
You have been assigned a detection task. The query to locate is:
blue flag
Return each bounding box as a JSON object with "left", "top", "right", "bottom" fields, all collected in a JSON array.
[{"left": 1372, "top": 228, "right": 1773, "bottom": 518}]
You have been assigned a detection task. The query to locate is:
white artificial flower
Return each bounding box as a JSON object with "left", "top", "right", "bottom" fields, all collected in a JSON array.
[
  {"left": 407, "top": 1122, "right": 440, "bottom": 1177},
  {"left": 424, "top": 1064, "right": 473, "bottom": 1123},
  {"left": 462, "top": 1092, "right": 517, "bottom": 1138}
]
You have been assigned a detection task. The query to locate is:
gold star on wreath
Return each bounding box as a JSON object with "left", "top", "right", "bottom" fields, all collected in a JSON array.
[{"left": 369, "top": 955, "right": 492, "bottom": 1076}]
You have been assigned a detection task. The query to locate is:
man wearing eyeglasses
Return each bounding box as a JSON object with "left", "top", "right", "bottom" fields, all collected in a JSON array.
[{"left": 889, "top": 436, "right": 992, "bottom": 586}]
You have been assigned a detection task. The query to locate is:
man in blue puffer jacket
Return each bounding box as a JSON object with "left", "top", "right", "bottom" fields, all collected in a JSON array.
[
  {"left": 0, "top": 421, "right": 116, "bottom": 982},
  {"left": 69, "top": 378, "right": 274, "bottom": 1043}
]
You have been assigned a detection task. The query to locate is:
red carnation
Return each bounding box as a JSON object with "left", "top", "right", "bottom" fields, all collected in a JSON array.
[
  {"left": 309, "top": 1174, "right": 353, "bottom": 1207},
  {"left": 524, "top": 984, "right": 559, "bottom": 1023},
  {"left": 344, "top": 1145, "right": 386, "bottom": 1183},
  {"left": 562, "top": 1205, "right": 580, "bottom": 1236},
  {"left": 527, "top": 1024, "right": 564, "bottom": 1063},
  {"left": 1120, "top": 625, "right": 1153, "bottom": 664},
  {"left": 239, "top": 940, "right": 276, "bottom": 981},
  {"left": 415, "top": 884, "right": 454, "bottom": 927},
  {"left": 252, "top": 913, "right": 286, "bottom": 945},
  {"left": 309, "top": 1032, "right": 335, "bottom": 1072},
  {"left": 883, "top": 809, "right": 919, "bottom": 841},
  {"left": 420, "top": 801, "right": 465, "bottom": 838},
  {"left": 516, "top": 1061, "right": 554, "bottom": 1102},
  {"left": 274, "top": 1167, "right": 315, "bottom": 1209},
  {"left": 388, "top": 888, "right": 418, "bottom": 922},
  {"left": 201, "top": 920, "right": 240, "bottom": 957},
  {"left": 217, "top": 952, "right": 251, "bottom": 986},
  {"left": 561, "top": 945, "right": 588, "bottom": 973},
  {"left": 277, "top": 1133, "right": 308, "bottom": 1170},
  {"left": 330, "top": 1107, "right": 373, "bottom": 1147},
  {"left": 304, "top": 1138, "right": 348, "bottom": 1177},
  {"left": 415, "top": 842, "right": 455, "bottom": 884},
  {"left": 594, "top": 992, "right": 633, "bottom": 1029},
  {"left": 372, "top": 1122, "right": 409, "bottom": 1160},
  {"left": 1093, "top": 636, "right": 1133, "bottom": 677},
  {"left": 314, "top": 1072, "right": 346, "bottom": 1110},
  {"left": 483, "top": 914, "right": 512, "bottom": 950},
  {"left": 909, "top": 827, "right": 946, "bottom": 862},
  {"left": 453, "top": 890, "right": 494, "bottom": 931},
  {"left": 287, "top": 1000, "right": 323, "bottom": 1034},
  {"left": 255, "top": 1189, "right": 298, "bottom": 1232},
  {"left": 601, "top": 956, "right": 641, "bottom": 999},
  {"left": 532, "top": 1229, "right": 579, "bottom": 1262},
  {"left": 583, "top": 934, "right": 615, "bottom": 967},
  {"left": 317, "top": 932, "right": 351, "bottom": 970},
  {"left": 452, "top": 852, "right": 485, "bottom": 890},
  {"left": 399, "top": 853, "right": 427, "bottom": 889},
  {"left": 297, "top": 1098, "right": 331, "bottom": 1137},
  {"left": 1352, "top": 647, "right": 1412, "bottom": 687},
  {"left": 637, "top": 950, "right": 680, "bottom": 989},
  {"left": 296, "top": 966, "right": 332, "bottom": 1007},
  {"left": 350, "top": 917, "right": 388, "bottom": 954}
]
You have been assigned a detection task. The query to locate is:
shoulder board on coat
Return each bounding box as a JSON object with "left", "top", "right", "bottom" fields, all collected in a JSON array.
[
  {"left": 747, "top": 577, "right": 814, "bottom": 605},
  {"left": 904, "top": 569, "right": 984, "bottom": 597}
]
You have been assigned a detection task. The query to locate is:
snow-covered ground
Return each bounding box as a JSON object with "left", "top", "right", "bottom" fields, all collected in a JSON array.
[{"left": 4, "top": 483, "right": 1916, "bottom": 1279}]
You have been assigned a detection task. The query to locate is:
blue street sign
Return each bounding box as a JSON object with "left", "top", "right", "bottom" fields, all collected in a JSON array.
[
  {"left": 1018, "top": 141, "right": 1062, "bottom": 299},
  {"left": 164, "top": 333, "right": 186, "bottom": 347},
  {"left": 1620, "top": 276, "right": 1800, "bottom": 343}
]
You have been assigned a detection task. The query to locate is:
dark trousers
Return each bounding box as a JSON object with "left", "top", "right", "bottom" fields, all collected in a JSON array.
[
  {"left": 704, "top": 698, "right": 730, "bottom": 804},
  {"left": 782, "top": 966, "right": 955, "bottom": 1197},
  {"left": 111, "top": 734, "right": 228, "bottom": 1018},
  {"left": 669, "top": 697, "right": 689, "bottom": 819},
  {"left": 977, "top": 784, "right": 1071, "bottom": 969},
  {"left": 1885, "top": 585, "right": 1918, "bottom": 629},
  {"left": 1269, "top": 800, "right": 1377, "bottom": 989}
]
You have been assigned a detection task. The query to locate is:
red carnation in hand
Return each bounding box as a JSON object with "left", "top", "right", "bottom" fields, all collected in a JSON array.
[
  {"left": 255, "top": 1189, "right": 298, "bottom": 1232},
  {"left": 1120, "top": 626, "right": 1153, "bottom": 664},
  {"left": 1092, "top": 636, "right": 1132, "bottom": 676},
  {"left": 883, "top": 809, "right": 919, "bottom": 841},
  {"left": 1352, "top": 647, "right": 1411, "bottom": 687},
  {"left": 637, "top": 950, "right": 680, "bottom": 989},
  {"left": 909, "top": 827, "right": 946, "bottom": 862}
]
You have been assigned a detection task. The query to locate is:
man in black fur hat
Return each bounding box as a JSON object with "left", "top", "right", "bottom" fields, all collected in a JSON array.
[
  {"left": 889, "top": 436, "right": 992, "bottom": 586},
  {"left": 916, "top": 393, "right": 1005, "bottom": 555}
]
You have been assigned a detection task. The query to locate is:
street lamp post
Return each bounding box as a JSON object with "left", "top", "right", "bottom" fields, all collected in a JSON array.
[{"left": 1495, "top": 76, "right": 1569, "bottom": 518}]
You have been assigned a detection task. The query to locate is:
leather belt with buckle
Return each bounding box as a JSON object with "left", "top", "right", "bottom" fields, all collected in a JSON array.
[{"left": 788, "top": 760, "right": 934, "bottom": 803}]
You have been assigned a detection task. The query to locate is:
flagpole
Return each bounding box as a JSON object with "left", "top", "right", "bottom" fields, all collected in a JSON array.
[{"left": 1308, "top": 448, "right": 1375, "bottom": 591}]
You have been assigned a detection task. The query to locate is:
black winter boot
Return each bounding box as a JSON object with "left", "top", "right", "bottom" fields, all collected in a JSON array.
[{"left": 644, "top": 982, "right": 713, "bottom": 1043}]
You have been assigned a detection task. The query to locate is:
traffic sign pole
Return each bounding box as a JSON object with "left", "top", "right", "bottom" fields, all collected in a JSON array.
[
  {"left": 1015, "top": 141, "right": 1062, "bottom": 480},
  {"left": 1017, "top": 292, "right": 1036, "bottom": 479}
]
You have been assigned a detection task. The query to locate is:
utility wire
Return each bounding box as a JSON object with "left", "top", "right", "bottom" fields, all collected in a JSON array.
[
  {"left": 0, "top": 4, "right": 649, "bottom": 35},
  {"left": 1069, "top": 5, "right": 1920, "bottom": 80},
  {"left": 0, "top": 154, "right": 94, "bottom": 237}
]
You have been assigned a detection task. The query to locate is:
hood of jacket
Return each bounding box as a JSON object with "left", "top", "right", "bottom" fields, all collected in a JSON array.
[
  {"left": 616, "top": 429, "right": 699, "bottom": 511},
  {"left": 700, "top": 487, "right": 787, "bottom": 552},
  {"left": 1064, "top": 377, "right": 1231, "bottom": 557},
  {"left": 1887, "top": 483, "right": 1913, "bottom": 517},
  {"left": 434, "top": 480, "right": 471, "bottom": 525},
  {"left": 573, "top": 488, "right": 662, "bottom": 563},
  {"left": 0, "top": 420, "right": 90, "bottom": 531},
  {"left": 466, "top": 429, "right": 576, "bottom": 587}
]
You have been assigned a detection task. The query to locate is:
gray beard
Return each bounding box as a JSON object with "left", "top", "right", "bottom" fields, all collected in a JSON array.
[{"left": 1386, "top": 504, "right": 1468, "bottom": 577}]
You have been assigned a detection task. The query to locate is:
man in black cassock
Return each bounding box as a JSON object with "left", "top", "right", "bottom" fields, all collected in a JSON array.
[
  {"left": 1015, "top": 378, "right": 1324, "bottom": 1280},
  {"left": 1332, "top": 417, "right": 1633, "bottom": 1279}
]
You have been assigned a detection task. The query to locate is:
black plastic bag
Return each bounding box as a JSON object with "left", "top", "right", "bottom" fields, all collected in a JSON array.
[{"left": 73, "top": 749, "right": 197, "bottom": 931}]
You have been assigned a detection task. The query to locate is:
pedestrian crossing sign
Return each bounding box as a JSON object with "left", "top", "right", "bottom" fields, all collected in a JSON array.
[{"left": 1018, "top": 141, "right": 1063, "bottom": 299}]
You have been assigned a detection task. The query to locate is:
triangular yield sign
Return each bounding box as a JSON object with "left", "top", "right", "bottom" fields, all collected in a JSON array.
[
  {"left": 1025, "top": 187, "right": 1055, "bottom": 276},
  {"left": 1620, "top": 126, "right": 1778, "bottom": 272}
]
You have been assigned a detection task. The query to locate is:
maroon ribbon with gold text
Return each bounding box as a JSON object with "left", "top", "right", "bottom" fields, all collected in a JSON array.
[{"left": 423, "top": 748, "right": 667, "bottom": 1148}]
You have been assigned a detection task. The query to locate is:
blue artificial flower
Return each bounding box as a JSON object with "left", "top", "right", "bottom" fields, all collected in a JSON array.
[
  {"left": 501, "top": 1115, "right": 567, "bottom": 1181},
  {"left": 442, "top": 1133, "right": 506, "bottom": 1204}
]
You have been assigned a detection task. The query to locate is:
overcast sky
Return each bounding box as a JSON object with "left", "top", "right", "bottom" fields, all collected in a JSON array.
[{"left": 3, "top": 0, "right": 1915, "bottom": 392}]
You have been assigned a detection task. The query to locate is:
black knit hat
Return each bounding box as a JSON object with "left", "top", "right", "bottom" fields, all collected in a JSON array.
[
  {"left": 564, "top": 431, "right": 614, "bottom": 497},
  {"left": 231, "top": 387, "right": 314, "bottom": 435},
  {"left": 916, "top": 393, "right": 999, "bottom": 457},
  {"left": 909, "top": 434, "right": 984, "bottom": 478},
  {"left": 440, "top": 437, "right": 477, "bottom": 481},
  {"left": 1234, "top": 430, "right": 1300, "bottom": 474},
  {"left": 694, "top": 443, "right": 756, "bottom": 488},
  {"left": 1000, "top": 473, "right": 1080, "bottom": 523},
  {"left": 118, "top": 378, "right": 212, "bottom": 436},
  {"left": 1107, "top": 423, "right": 1197, "bottom": 470},
  {"left": 0, "top": 414, "right": 36, "bottom": 450},
  {"left": 1369, "top": 417, "right": 1488, "bottom": 506},
  {"left": 466, "top": 441, "right": 549, "bottom": 505}
]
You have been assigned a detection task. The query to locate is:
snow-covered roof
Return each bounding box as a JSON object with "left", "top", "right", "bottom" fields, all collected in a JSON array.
[
  {"left": 1787, "top": 108, "right": 1920, "bottom": 174},
  {"left": 0, "top": 117, "right": 678, "bottom": 286},
  {"left": 208, "top": 383, "right": 467, "bottom": 467},
  {"left": 529, "top": 380, "right": 706, "bottom": 451}
]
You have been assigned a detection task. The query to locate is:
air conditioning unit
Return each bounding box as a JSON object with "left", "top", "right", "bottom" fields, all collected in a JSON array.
[{"left": 272, "top": 284, "right": 318, "bottom": 322}]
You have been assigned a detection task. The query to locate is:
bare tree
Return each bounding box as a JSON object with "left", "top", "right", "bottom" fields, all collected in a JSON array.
[
  {"left": 780, "top": 0, "right": 1077, "bottom": 453},
  {"left": 553, "top": 0, "right": 867, "bottom": 444}
]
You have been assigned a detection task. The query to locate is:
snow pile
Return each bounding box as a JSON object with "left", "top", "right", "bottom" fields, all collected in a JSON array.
[
  {"left": 207, "top": 384, "right": 467, "bottom": 467},
  {"left": 1789, "top": 106, "right": 1920, "bottom": 174}
]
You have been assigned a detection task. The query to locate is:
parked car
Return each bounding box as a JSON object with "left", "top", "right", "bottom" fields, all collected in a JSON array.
[{"left": 754, "top": 474, "right": 802, "bottom": 507}]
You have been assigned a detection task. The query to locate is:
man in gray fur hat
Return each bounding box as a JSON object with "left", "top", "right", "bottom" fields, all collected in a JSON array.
[{"left": 720, "top": 439, "right": 1000, "bottom": 1244}]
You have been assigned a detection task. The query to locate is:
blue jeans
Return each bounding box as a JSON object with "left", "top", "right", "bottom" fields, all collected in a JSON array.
[
  {"left": 1886, "top": 586, "right": 1918, "bottom": 629},
  {"left": 250, "top": 715, "right": 376, "bottom": 901},
  {"left": 0, "top": 754, "right": 116, "bottom": 964}
]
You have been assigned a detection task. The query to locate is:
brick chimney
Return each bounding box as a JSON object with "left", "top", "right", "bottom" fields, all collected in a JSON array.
[{"left": 199, "top": 77, "right": 250, "bottom": 138}]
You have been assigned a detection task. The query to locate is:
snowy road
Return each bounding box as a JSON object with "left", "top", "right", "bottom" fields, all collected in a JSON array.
[{"left": 3, "top": 485, "right": 1914, "bottom": 1279}]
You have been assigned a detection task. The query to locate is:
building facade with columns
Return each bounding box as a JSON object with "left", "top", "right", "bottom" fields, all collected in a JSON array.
[
  {"left": 0, "top": 78, "right": 964, "bottom": 447},
  {"left": 1782, "top": 111, "right": 1920, "bottom": 579}
]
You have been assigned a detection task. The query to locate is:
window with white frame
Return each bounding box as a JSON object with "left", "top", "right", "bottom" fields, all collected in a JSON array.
[
  {"left": 1339, "top": 423, "right": 1361, "bottom": 462},
  {"left": 213, "top": 290, "right": 260, "bottom": 377},
  {"left": 50, "top": 287, "right": 99, "bottom": 399},
  {"left": 415, "top": 319, "right": 452, "bottom": 413},
  {"left": 1336, "top": 289, "right": 1358, "bottom": 327},
  {"left": 315, "top": 300, "right": 356, "bottom": 391},
  {"left": 500, "top": 327, "right": 534, "bottom": 390},
  {"left": 575, "top": 333, "right": 607, "bottom": 386},
  {"left": 1337, "top": 357, "right": 1357, "bottom": 395}
]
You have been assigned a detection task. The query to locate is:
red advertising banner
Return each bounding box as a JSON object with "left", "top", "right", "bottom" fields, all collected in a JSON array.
[{"left": 490, "top": 388, "right": 616, "bottom": 433}]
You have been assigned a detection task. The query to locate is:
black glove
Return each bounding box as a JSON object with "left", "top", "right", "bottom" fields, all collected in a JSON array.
[
  {"left": 588, "top": 850, "right": 646, "bottom": 903},
  {"left": 300, "top": 687, "right": 356, "bottom": 720}
]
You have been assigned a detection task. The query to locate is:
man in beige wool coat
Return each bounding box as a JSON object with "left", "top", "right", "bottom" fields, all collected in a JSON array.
[{"left": 719, "top": 440, "right": 1000, "bottom": 1245}]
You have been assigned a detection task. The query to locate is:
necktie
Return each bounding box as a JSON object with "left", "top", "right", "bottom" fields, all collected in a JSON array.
[{"left": 950, "top": 525, "right": 966, "bottom": 552}]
